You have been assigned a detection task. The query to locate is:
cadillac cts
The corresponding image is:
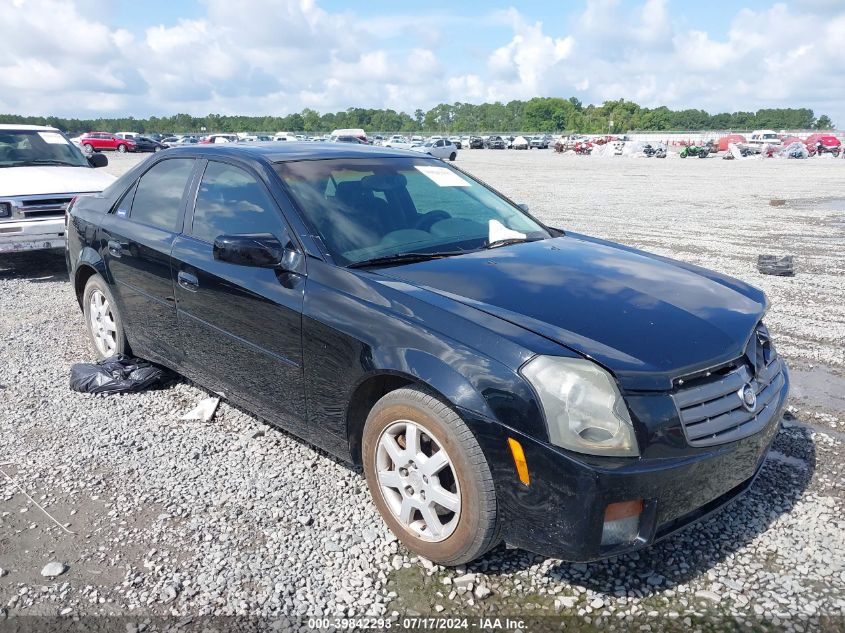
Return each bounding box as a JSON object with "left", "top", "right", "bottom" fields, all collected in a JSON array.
[{"left": 66, "top": 144, "right": 789, "bottom": 565}]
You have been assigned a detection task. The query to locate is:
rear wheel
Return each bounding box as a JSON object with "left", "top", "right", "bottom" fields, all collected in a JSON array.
[
  {"left": 362, "top": 387, "right": 500, "bottom": 565},
  {"left": 82, "top": 274, "right": 129, "bottom": 359},
  {"left": 449, "top": 152, "right": 457, "bottom": 161}
]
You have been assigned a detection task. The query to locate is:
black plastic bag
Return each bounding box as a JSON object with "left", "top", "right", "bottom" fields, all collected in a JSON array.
[{"left": 70, "top": 354, "right": 170, "bottom": 395}]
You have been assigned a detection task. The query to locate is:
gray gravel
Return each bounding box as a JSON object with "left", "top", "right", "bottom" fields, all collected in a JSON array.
[{"left": 1, "top": 149, "right": 843, "bottom": 623}]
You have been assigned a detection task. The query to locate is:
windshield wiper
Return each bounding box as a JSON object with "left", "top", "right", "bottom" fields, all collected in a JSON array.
[
  {"left": 348, "top": 250, "right": 466, "bottom": 269},
  {"left": 485, "top": 237, "right": 543, "bottom": 249},
  {"left": 25, "top": 159, "right": 80, "bottom": 167}
]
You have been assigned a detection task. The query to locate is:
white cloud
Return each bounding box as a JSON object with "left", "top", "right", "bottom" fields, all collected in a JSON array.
[{"left": 0, "top": 0, "right": 842, "bottom": 125}]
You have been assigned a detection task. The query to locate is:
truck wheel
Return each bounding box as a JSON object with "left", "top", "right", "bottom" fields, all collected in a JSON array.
[
  {"left": 449, "top": 152, "right": 457, "bottom": 161},
  {"left": 82, "top": 275, "right": 129, "bottom": 359},
  {"left": 362, "top": 386, "right": 500, "bottom": 566},
  {"left": 117, "top": 144, "right": 127, "bottom": 153}
]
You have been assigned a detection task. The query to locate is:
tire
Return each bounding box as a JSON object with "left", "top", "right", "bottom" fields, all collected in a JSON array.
[
  {"left": 117, "top": 144, "right": 127, "bottom": 153},
  {"left": 699, "top": 150, "right": 709, "bottom": 158},
  {"left": 362, "top": 386, "right": 500, "bottom": 566},
  {"left": 83, "top": 143, "right": 94, "bottom": 154},
  {"left": 154, "top": 146, "right": 161, "bottom": 152},
  {"left": 82, "top": 274, "right": 129, "bottom": 360},
  {"left": 449, "top": 152, "right": 457, "bottom": 161}
]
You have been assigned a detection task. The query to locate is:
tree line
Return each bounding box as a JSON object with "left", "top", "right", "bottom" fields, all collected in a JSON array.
[{"left": 0, "top": 98, "right": 834, "bottom": 135}]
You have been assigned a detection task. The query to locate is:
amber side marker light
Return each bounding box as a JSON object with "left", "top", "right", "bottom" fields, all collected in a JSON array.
[
  {"left": 601, "top": 499, "right": 644, "bottom": 546},
  {"left": 507, "top": 437, "right": 530, "bottom": 485}
]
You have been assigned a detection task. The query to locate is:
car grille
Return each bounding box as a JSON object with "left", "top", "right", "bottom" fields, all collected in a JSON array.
[
  {"left": 671, "top": 351, "right": 786, "bottom": 448},
  {"left": 18, "top": 197, "right": 74, "bottom": 219}
]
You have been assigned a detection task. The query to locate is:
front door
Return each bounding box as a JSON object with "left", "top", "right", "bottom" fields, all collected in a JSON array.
[
  {"left": 100, "top": 157, "right": 196, "bottom": 362},
  {"left": 171, "top": 159, "right": 307, "bottom": 430}
]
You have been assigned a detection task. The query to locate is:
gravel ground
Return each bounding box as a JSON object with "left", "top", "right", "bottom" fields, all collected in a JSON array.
[{"left": 1, "top": 149, "right": 843, "bottom": 628}]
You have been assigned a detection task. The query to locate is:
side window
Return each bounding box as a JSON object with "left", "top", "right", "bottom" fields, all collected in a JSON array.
[
  {"left": 191, "top": 161, "right": 285, "bottom": 244},
  {"left": 129, "top": 158, "right": 195, "bottom": 231}
]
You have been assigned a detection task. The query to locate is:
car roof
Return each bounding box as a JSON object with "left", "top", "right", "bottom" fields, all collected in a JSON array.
[
  {"left": 0, "top": 124, "right": 59, "bottom": 132},
  {"left": 164, "top": 142, "right": 425, "bottom": 163}
]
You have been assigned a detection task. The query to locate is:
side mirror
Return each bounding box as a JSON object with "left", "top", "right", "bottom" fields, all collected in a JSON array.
[
  {"left": 517, "top": 202, "right": 529, "bottom": 212},
  {"left": 213, "top": 233, "right": 305, "bottom": 274},
  {"left": 88, "top": 153, "right": 108, "bottom": 168}
]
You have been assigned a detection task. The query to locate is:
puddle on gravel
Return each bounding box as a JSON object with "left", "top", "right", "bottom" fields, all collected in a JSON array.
[{"left": 788, "top": 364, "right": 845, "bottom": 414}]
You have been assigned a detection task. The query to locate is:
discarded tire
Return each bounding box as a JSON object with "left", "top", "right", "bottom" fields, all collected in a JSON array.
[{"left": 757, "top": 254, "right": 795, "bottom": 276}]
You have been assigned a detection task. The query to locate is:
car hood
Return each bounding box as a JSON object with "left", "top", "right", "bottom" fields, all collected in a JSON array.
[
  {"left": 0, "top": 166, "right": 115, "bottom": 197},
  {"left": 376, "top": 235, "right": 766, "bottom": 390}
]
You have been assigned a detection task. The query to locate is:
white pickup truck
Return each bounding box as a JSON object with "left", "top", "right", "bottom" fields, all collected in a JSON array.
[{"left": 0, "top": 124, "right": 115, "bottom": 253}]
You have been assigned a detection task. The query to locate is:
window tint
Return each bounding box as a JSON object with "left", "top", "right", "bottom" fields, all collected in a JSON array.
[
  {"left": 130, "top": 158, "right": 194, "bottom": 231},
  {"left": 191, "top": 161, "right": 284, "bottom": 244}
]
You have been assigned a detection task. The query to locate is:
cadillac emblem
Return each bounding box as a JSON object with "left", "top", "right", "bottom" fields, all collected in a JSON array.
[{"left": 738, "top": 383, "right": 757, "bottom": 412}]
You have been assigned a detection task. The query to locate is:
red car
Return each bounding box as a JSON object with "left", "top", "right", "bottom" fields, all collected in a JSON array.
[
  {"left": 79, "top": 132, "right": 136, "bottom": 153},
  {"left": 803, "top": 133, "right": 841, "bottom": 157}
]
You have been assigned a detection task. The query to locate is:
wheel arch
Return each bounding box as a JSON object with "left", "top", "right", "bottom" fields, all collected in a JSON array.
[
  {"left": 72, "top": 247, "right": 108, "bottom": 309},
  {"left": 345, "top": 349, "right": 498, "bottom": 465}
]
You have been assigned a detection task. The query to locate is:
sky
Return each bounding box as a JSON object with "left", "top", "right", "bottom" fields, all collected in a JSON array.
[{"left": 1, "top": 0, "right": 843, "bottom": 124}]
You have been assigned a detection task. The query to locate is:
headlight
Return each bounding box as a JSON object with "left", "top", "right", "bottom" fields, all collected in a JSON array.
[{"left": 522, "top": 356, "right": 639, "bottom": 457}]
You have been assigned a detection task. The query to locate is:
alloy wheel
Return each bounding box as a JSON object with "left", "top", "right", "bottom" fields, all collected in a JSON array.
[
  {"left": 375, "top": 420, "right": 461, "bottom": 542},
  {"left": 89, "top": 289, "right": 117, "bottom": 357}
]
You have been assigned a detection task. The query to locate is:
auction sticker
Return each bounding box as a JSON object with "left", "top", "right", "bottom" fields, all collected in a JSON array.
[
  {"left": 38, "top": 132, "right": 69, "bottom": 145},
  {"left": 414, "top": 165, "right": 470, "bottom": 187}
]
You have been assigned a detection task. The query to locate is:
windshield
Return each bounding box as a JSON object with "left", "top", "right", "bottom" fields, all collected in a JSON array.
[
  {"left": 275, "top": 157, "right": 549, "bottom": 266},
  {"left": 0, "top": 130, "right": 89, "bottom": 168}
]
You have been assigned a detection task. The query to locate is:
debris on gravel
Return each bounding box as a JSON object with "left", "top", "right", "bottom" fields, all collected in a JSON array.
[{"left": 40, "top": 563, "right": 67, "bottom": 578}]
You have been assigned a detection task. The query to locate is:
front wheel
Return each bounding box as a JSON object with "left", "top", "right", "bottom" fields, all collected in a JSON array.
[
  {"left": 117, "top": 144, "right": 127, "bottom": 153},
  {"left": 362, "top": 387, "right": 500, "bottom": 566},
  {"left": 82, "top": 144, "right": 94, "bottom": 154},
  {"left": 82, "top": 274, "right": 129, "bottom": 359}
]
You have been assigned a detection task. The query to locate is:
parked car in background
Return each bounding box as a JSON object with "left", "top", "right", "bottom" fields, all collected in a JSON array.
[
  {"left": 747, "top": 130, "right": 782, "bottom": 148},
  {"left": 448, "top": 136, "right": 463, "bottom": 149},
  {"left": 133, "top": 136, "right": 169, "bottom": 152},
  {"left": 161, "top": 136, "right": 198, "bottom": 145},
  {"left": 333, "top": 136, "right": 367, "bottom": 144},
  {"left": 530, "top": 135, "right": 550, "bottom": 149},
  {"left": 384, "top": 135, "right": 411, "bottom": 149},
  {"left": 512, "top": 136, "right": 530, "bottom": 150},
  {"left": 66, "top": 142, "right": 789, "bottom": 566},
  {"left": 115, "top": 132, "right": 139, "bottom": 141},
  {"left": 331, "top": 128, "right": 368, "bottom": 143},
  {"left": 274, "top": 132, "right": 298, "bottom": 142},
  {"left": 0, "top": 124, "right": 113, "bottom": 253},
  {"left": 469, "top": 136, "right": 484, "bottom": 149},
  {"left": 79, "top": 132, "right": 136, "bottom": 153},
  {"left": 486, "top": 136, "right": 506, "bottom": 149},
  {"left": 412, "top": 138, "right": 458, "bottom": 160},
  {"left": 201, "top": 134, "right": 239, "bottom": 144}
]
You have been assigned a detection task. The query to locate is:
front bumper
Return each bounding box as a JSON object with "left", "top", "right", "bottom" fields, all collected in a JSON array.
[
  {"left": 463, "top": 369, "right": 788, "bottom": 562},
  {"left": 0, "top": 218, "right": 66, "bottom": 253}
]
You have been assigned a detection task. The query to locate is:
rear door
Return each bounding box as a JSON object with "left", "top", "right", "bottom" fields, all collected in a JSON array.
[
  {"left": 171, "top": 159, "right": 307, "bottom": 429},
  {"left": 100, "top": 157, "right": 197, "bottom": 363}
]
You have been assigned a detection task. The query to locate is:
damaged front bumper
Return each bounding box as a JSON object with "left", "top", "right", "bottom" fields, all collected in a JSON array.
[
  {"left": 462, "top": 367, "right": 788, "bottom": 562},
  {"left": 0, "top": 218, "right": 66, "bottom": 253}
]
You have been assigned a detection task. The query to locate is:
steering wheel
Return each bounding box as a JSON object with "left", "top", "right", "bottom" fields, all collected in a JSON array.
[{"left": 414, "top": 210, "right": 451, "bottom": 231}]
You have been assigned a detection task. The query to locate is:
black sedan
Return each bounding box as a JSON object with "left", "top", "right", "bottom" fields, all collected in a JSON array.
[
  {"left": 133, "top": 136, "right": 169, "bottom": 152},
  {"left": 66, "top": 143, "right": 788, "bottom": 565}
]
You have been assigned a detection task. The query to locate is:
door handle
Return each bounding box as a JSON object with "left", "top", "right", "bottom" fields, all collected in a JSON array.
[
  {"left": 107, "top": 240, "right": 126, "bottom": 257},
  {"left": 178, "top": 270, "right": 199, "bottom": 292}
]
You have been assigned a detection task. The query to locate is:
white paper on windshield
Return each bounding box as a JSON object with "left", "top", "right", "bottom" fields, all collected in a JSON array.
[
  {"left": 414, "top": 165, "right": 470, "bottom": 187},
  {"left": 38, "top": 132, "right": 69, "bottom": 145},
  {"left": 488, "top": 219, "right": 526, "bottom": 243}
]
